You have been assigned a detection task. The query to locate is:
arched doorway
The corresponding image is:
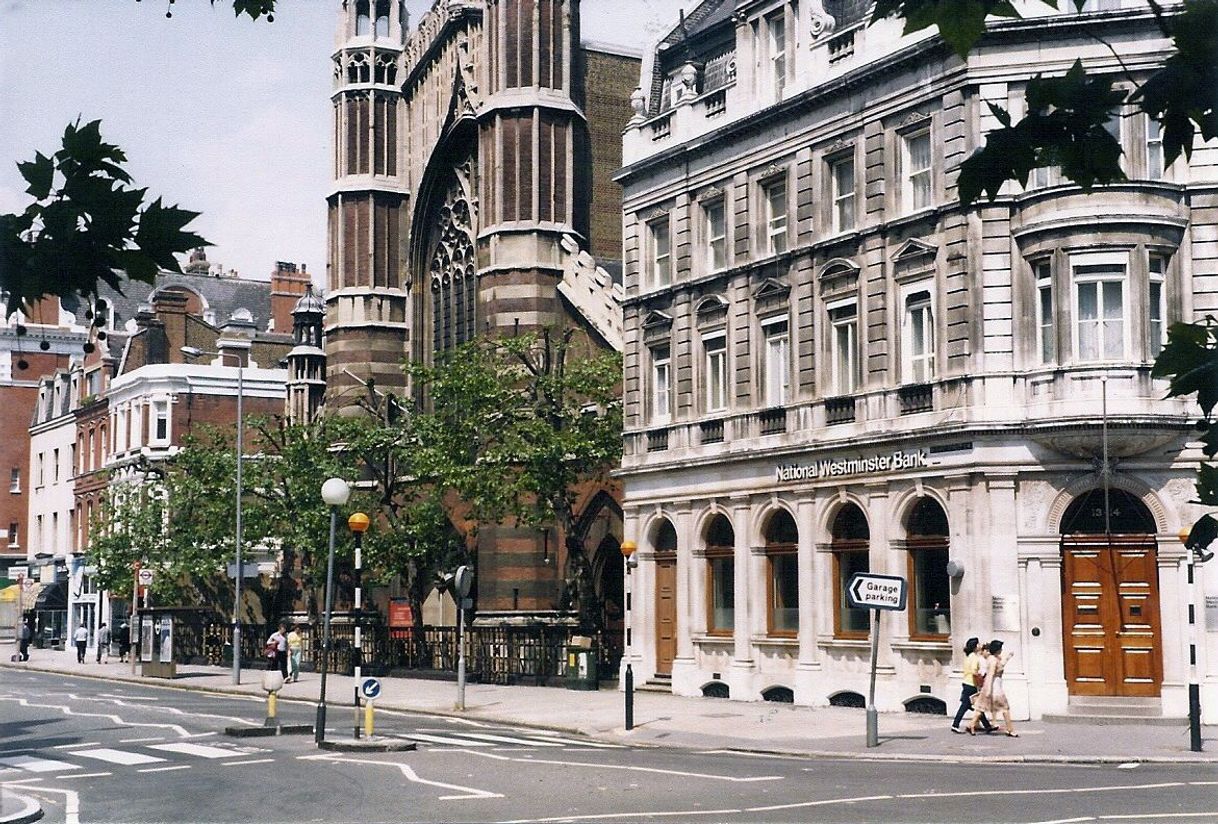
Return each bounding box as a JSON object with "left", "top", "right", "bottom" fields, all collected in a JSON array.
[
  {"left": 1060, "top": 488, "right": 1162, "bottom": 697},
  {"left": 653, "top": 519, "right": 678, "bottom": 676}
]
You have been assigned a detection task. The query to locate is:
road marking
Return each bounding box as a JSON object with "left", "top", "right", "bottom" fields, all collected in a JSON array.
[
  {"left": 70, "top": 748, "right": 166, "bottom": 765},
  {"left": 52, "top": 742, "right": 101, "bottom": 750},
  {"left": 120, "top": 737, "right": 165, "bottom": 743},
  {"left": 60, "top": 772, "right": 113, "bottom": 780},
  {"left": 897, "top": 782, "right": 1188, "bottom": 800},
  {"left": 0, "top": 696, "right": 191, "bottom": 737},
  {"left": 182, "top": 731, "right": 218, "bottom": 739},
  {"left": 138, "top": 765, "right": 191, "bottom": 773},
  {"left": 299, "top": 754, "right": 503, "bottom": 801},
  {"left": 506, "top": 733, "right": 625, "bottom": 749},
  {"left": 222, "top": 759, "right": 275, "bottom": 766},
  {"left": 7, "top": 783, "right": 80, "bottom": 824},
  {"left": 434, "top": 732, "right": 566, "bottom": 747},
  {"left": 499, "top": 807, "right": 745, "bottom": 823},
  {"left": 408, "top": 733, "right": 497, "bottom": 747},
  {"left": 1100, "top": 815, "right": 1218, "bottom": 821},
  {"left": 463, "top": 750, "right": 783, "bottom": 783},
  {"left": 0, "top": 755, "right": 81, "bottom": 773},
  {"left": 99, "top": 693, "right": 157, "bottom": 701},
  {"left": 149, "top": 742, "right": 249, "bottom": 759}
]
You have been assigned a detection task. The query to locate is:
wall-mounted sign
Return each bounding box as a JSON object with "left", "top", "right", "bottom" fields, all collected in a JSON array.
[{"left": 776, "top": 449, "right": 930, "bottom": 483}]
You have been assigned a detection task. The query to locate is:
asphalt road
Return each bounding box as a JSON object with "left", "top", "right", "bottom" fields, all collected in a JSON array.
[{"left": 2, "top": 670, "right": 1216, "bottom": 824}]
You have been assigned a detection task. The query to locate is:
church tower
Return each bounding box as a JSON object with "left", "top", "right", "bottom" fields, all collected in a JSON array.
[
  {"left": 285, "top": 285, "right": 328, "bottom": 425},
  {"left": 326, "top": 0, "right": 410, "bottom": 404}
]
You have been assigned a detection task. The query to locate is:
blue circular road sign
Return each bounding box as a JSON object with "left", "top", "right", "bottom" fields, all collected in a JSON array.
[{"left": 360, "top": 677, "right": 382, "bottom": 701}]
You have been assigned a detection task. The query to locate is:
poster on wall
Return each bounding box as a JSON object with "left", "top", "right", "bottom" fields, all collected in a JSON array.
[
  {"left": 1206, "top": 596, "right": 1218, "bottom": 632},
  {"left": 140, "top": 617, "right": 154, "bottom": 662},
  {"left": 992, "top": 595, "right": 1020, "bottom": 632},
  {"left": 158, "top": 617, "right": 173, "bottom": 663}
]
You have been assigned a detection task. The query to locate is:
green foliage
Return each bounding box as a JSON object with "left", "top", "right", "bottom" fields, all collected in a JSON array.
[
  {"left": 221, "top": 0, "right": 278, "bottom": 21},
  {"left": 0, "top": 119, "right": 207, "bottom": 318},
  {"left": 871, "top": 0, "right": 1023, "bottom": 58}
]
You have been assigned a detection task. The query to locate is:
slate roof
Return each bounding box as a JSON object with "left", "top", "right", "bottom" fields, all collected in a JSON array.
[{"left": 82, "top": 270, "right": 273, "bottom": 334}]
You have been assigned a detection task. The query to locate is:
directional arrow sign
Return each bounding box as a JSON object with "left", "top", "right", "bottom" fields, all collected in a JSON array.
[
  {"left": 359, "top": 677, "right": 382, "bottom": 701},
  {"left": 847, "top": 573, "right": 907, "bottom": 611}
]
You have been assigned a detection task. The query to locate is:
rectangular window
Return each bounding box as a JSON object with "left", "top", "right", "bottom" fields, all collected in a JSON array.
[
  {"left": 154, "top": 401, "right": 170, "bottom": 442},
  {"left": 708, "top": 551, "right": 735, "bottom": 634},
  {"left": 649, "top": 219, "right": 671, "bottom": 288},
  {"left": 1036, "top": 261, "right": 1054, "bottom": 365},
  {"left": 36, "top": 453, "right": 44, "bottom": 488},
  {"left": 1029, "top": 165, "right": 1053, "bottom": 189},
  {"left": 704, "top": 335, "right": 728, "bottom": 413},
  {"left": 651, "top": 347, "right": 671, "bottom": 423},
  {"left": 769, "top": 551, "right": 798, "bottom": 635},
  {"left": 910, "top": 545, "right": 951, "bottom": 638},
  {"left": 705, "top": 200, "right": 726, "bottom": 272},
  {"left": 763, "top": 178, "right": 788, "bottom": 255},
  {"left": 1149, "top": 255, "right": 1167, "bottom": 358},
  {"left": 52, "top": 448, "right": 60, "bottom": 484},
  {"left": 829, "top": 303, "right": 859, "bottom": 395},
  {"left": 7, "top": 522, "right": 17, "bottom": 547},
  {"left": 1146, "top": 116, "right": 1164, "bottom": 179},
  {"left": 1074, "top": 259, "right": 1126, "bottom": 361},
  {"left": 903, "top": 130, "right": 932, "bottom": 212},
  {"left": 834, "top": 549, "right": 870, "bottom": 637},
  {"left": 831, "top": 155, "right": 856, "bottom": 232},
  {"left": 763, "top": 318, "right": 790, "bottom": 407},
  {"left": 9, "top": 467, "right": 19, "bottom": 493},
  {"left": 768, "top": 12, "right": 786, "bottom": 99},
  {"left": 904, "top": 290, "right": 935, "bottom": 383}
]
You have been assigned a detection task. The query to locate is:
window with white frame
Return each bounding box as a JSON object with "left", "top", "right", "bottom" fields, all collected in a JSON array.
[
  {"left": 131, "top": 403, "right": 143, "bottom": 448},
  {"left": 1073, "top": 255, "right": 1127, "bottom": 361},
  {"left": 648, "top": 217, "right": 672, "bottom": 288},
  {"left": 1036, "top": 261, "right": 1055, "bottom": 364},
  {"left": 763, "top": 177, "right": 788, "bottom": 255},
  {"left": 35, "top": 453, "right": 44, "bottom": 488},
  {"left": 762, "top": 317, "right": 790, "bottom": 406},
  {"left": 1146, "top": 116, "right": 1165, "bottom": 179},
  {"left": 829, "top": 301, "right": 859, "bottom": 394},
  {"left": 766, "top": 11, "right": 787, "bottom": 100},
  {"left": 1102, "top": 108, "right": 1125, "bottom": 172},
  {"left": 902, "top": 129, "right": 932, "bottom": 212},
  {"left": 153, "top": 400, "right": 170, "bottom": 443},
  {"left": 8, "top": 467, "right": 18, "bottom": 493},
  {"left": 903, "top": 289, "right": 935, "bottom": 383},
  {"left": 52, "top": 448, "right": 59, "bottom": 484},
  {"left": 705, "top": 199, "right": 727, "bottom": 272},
  {"left": 1149, "top": 254, "right": 1167, "bottom": 358},
  {"left": 117, "top": 407, "right": 128, "bottom": 454},
  {"left": 830, "top": 154, "right": 856, "bottom": 232},
  {"left": 651, "top": 346, "right": 671, "bottom": 423},
  {"left": 704, "top": 334, "right": 728, "bottom": 413}
]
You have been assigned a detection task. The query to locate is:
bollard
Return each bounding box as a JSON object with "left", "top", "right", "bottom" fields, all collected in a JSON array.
[
  {"left": 266, "top": 691, "right": 278, "bottom": 727},
  {"left": 354, "top": 686, "right": 361, "bottom": 740},
  {"left": 364, "top": 700, "right": 374, "bottom": 738},
  {"left": 625, "top": 663, "right": 634, "bottom": 731},
  {"left": 262, "top": 670, "right": 284, "bottom": 727}
]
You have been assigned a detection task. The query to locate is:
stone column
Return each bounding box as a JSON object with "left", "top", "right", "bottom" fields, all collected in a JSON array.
[
  {"left": 731, "top": 497, "right": 755, "bottom": 687},
  {"left": 795, "top": 495, "right": 820, "bottom": 703},
  {"left": 673, "top": 503, "right": 696, "bottom": 686}
]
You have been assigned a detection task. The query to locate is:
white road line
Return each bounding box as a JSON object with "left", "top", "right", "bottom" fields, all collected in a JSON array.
[
  {"left": 896, "top": 782, "right": 1188, "bottom": 800},
  {"left": 508, "top": 734, "right": 625, "bottom": 749},
  {"left": 300, "top": 754, "right": 502, "bottom": 800},
  {"left": 0, "top": 696, "right": 191, "bottom": 737},
  {"left": 138, "top": 765, "right": 192, "bottom": 773},
  {"left": 498, "top": 807, "right": 745, "bottom": 823},
  {"left": 1100, "top": 815, "right": 1218, "bottom": 820},
  {"left": 149, "top": 742, "right": 250, "bottom": 759},
  {"left": 52, "top": 742, "right": 100, "bottom": 750},
  {"left": 69, "top": 748, "right": 166, "bottom": 766},
  {"left": 440, "top": 732, "right": 566, "bottom": 747},
  {"left": 0, "top": 756, "right": 81, "bottom": 773},
  {"left": 183, "top": 731, "right": 218, "bottom": 739},
  {"left": 60, "top": 772, "right": 113, "bottom": 780},
  {"left": 462, "top": 750, "right": 782, "bottom": 783},
  {"left": 407, "top": 733, "right": 497, "bottom": 747},
  {"left": 221, "top": 759, "right": 275, "bottom": 766},
  {"left": 99, "top": 693, "right": 157, "bottom": 701},
  {"left": 10, "top": 783, "right": 80, "bottom": 824},
  {"left": 119, "top": 737, "right": 165, "bottom": 743}
]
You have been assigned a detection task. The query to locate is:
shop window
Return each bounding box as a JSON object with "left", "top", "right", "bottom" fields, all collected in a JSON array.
[
  {"left": 1035, "top": 261, "right": 1054, "bottom": 365},
  {"left": 706, "top": 514, "right": 735, "bottom": 635},
  {"left": 831, "top": 503, "right": 870, "bottom": 638},
  {"left": 830, "top": 153, "right": 856, "bottom": 233},
  {"left": 829, "top": 301, "right": 859, "bottom": 395},
  {"left": 703, "top": 334, "right": 728, "bottom": 413},
  {"left": 765, "top": 510, "right": 799, "bottom": 635},
  {"left": 1072, "top": 255, "right": 1126, "bottom": 362},
  {"left": 1148, "top": 254, "right": 1167, "bottom": 358},
  {"left": 906, "top": 498, "right": 950, "bottom": 639}
]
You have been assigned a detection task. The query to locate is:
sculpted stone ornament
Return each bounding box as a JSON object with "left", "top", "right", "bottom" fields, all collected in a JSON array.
[
  {"left": 630, "top": 88, "right": 647, "bottom": 123},
  {"left": 808, "top": 0, "right": 837, "bottom": 40},
  {"left": 678, "top": 63, "right": 700, "bottom": 102}
]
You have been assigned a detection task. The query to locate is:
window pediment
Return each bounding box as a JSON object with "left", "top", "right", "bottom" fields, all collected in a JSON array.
[
  {"left": 893, "top": 238, "right": 937, "bottom": 282},
  {"left": 752, "top": 278, "right": 791, "bottom": 303},
  {"left": 642, "top": 309, "right": 674, "bottom": 331}
]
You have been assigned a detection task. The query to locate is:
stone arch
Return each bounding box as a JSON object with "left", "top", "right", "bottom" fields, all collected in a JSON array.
[
  {"left": 889, "top": 484, "right": 951, "bottom": 540},
  {"left": 753, "top": 497, "right": 799, "bottom": 547},
  {"left": 818, "top": 493, "right": 870, "bottom": 544},
  {"left": 692, "top": 503, "right": 734, "bottom": 547},
  {"left": 640, "top": 509, "right": 679, "bottom": 552},
  {"left": 1046, "top": 473, "right": 1170, "bottom": 535}
]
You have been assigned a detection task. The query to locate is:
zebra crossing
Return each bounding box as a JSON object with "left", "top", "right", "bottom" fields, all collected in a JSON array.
[
  {"left": 0, "top": 740, "right": 269, "bottom": 776},
  {"left": 407, "top": 728, "right": 625, "bottom": 750}
]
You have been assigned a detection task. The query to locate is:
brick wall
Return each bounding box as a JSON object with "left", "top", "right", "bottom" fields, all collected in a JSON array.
[{"left": 583, "top": 48, "right": 640, "bottom": 268}]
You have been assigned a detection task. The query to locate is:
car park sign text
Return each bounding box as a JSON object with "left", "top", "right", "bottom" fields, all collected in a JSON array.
[{"left": 847, "top": 573, "right": 908, "bottom": 611}]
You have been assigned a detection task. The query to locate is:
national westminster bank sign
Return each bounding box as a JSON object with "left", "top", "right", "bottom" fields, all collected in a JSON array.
[{"left": 776, "top": 448, "right": 931, "bottom": 483}]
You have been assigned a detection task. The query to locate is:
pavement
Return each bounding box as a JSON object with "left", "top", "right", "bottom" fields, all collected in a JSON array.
[{"left": 2, "top": 643, "right": 1216, "bottom": 773}]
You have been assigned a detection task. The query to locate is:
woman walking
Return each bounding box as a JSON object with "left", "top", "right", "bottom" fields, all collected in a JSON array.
[
  {"left": 286, "top": 624, "right": 303, "bottom": 682},
  {"left": 968, "top": 640, "right": 1018, "bottom": 737},
  {"left": 951, "top": 637, "right": 994, "bottom": 734}
]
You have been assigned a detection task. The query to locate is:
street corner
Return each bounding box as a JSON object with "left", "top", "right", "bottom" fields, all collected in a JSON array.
[
  {"left": 0, "top": 788, "right": 43, "bottom": 824},
  {"left": 317, "top": 736, "right": 418, "bottom": 753}
]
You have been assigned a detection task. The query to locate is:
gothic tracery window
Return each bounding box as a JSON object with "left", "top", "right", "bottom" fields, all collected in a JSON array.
[{"left": 430, "top": 158, "right": 477, "bottom": 353}]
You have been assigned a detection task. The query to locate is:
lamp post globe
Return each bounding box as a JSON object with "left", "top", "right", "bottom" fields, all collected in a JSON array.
[
  {"left": 315, "top": 477, "right": 350, "bottom": 744},
  {"left": 321, "top": 477, "right": 351, "bottom": 506}
]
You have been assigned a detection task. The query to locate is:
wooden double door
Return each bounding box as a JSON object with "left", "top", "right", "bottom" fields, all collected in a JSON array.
[
  {"left": 654, "top": 554, "right": 677, "bottom": 676},
  {"left": 1061, "top": 537, "right": 1163, "bottom": 696}
]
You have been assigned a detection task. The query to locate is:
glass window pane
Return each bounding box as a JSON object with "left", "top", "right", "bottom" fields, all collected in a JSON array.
[
  {"left": 711, "top": 556, "right": 735, "bottom": 631},
  {"left": 1039, "top": 286, "right": 1054, "bottom": 363},
  {"left": 771, "top": 554, "right": 799, "bottom": 632},
  {"left": 838, "top": 550, "right": 870, "bottom": 633},
  {"left": 913, "top": 547, "right": 951, "bottom": 635}
]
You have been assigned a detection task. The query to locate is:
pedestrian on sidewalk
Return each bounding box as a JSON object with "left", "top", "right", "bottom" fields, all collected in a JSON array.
[
  {"left": 73, "top": 624, "right": 89, "bottom": 664},
  {"left": 951, "top": 637, "right": 994, "bottom": 734},
  {"left": 96, "top": 622, "right": 111, "bottom": 664},
  {"left": 969, "top": 640, "right": 1018, "bottom": 737},
  {"left": 17, "top": 619, "right": 32, "bottom": 661},
  {"left": 266, "top": 622, "right": 288, "bottom": 678},
  {"left": 287, "top": 623, "right": 303, "bottom": 682},
  {"left": 117, "top": 622, "right": 131, "bottom": 663}
]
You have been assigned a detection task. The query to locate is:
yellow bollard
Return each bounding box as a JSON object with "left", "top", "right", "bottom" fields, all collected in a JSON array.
[
  {"left": 266, "top": 691, "right": 277, "bottom": 726},
  {"left": 364, "top": 700, "right": 374, "bottom": 738}
]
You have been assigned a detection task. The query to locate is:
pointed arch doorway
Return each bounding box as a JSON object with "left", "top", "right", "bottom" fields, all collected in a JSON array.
[{"left": 1060, "top": 488, "right": 1163, "bottom": 697}]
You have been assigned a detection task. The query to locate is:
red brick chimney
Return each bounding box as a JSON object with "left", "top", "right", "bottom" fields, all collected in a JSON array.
[
  {"left": 151, "top": 291, "right": 189, "bottom": 363},
  {"left": 270, "top": 261, "right": 310, "bottom": 335}
]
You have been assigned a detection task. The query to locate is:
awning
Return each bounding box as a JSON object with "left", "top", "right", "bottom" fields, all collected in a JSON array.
[
  {"left": 34, "top": 581, "right": 66, "bottom": 611},
  {"left": 0, "top": 584, "right": 18, "bottom": 603}
]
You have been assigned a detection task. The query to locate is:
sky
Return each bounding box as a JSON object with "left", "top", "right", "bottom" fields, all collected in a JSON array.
[{"left": 0, "top": 0, "right": 681, "bottom": 287}]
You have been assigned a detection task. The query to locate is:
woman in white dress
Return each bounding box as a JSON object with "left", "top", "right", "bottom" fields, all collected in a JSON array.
[{"left": 968, "top": 640, "right": 1018, "bottom": 737}]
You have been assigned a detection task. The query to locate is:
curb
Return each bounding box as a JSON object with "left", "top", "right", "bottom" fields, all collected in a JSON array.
[
  {"left": 318, "top": 737, "right": 417, "bottom": 752},
  {"left": 719, "top": 746, "right": 1218, "bottom": 765},
  {"left": 0, "top": 791, "right": 43, "bottom": 824},
  {"left": 224, "top": 723, "right": 314, "bottom": 737}
]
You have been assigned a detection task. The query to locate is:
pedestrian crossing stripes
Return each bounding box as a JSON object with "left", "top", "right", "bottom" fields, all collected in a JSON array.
[
  {"left": 412, "top": 729, "right": 625, "bottom": 749},
  {"left": 0, "top": 755, "right": 80, "bottom": 773},
  {"left": 70, "top": 748, "right": 165, "bottom": 765},
  {"left": 149, "top": 742, "right": 249, "bottom": 759}
]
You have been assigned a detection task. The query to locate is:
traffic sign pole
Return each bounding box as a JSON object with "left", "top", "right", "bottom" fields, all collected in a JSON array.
[
  {"left": 845, "top": 572, "right": 908, "bottom": 749},
  {"left": 866, "top": 608, "right": 880, "bottom": 748}
]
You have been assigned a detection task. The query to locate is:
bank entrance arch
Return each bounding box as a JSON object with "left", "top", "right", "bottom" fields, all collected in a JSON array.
[{"left": 1059, "top": 488, "right": 1162, "bottom": 697}]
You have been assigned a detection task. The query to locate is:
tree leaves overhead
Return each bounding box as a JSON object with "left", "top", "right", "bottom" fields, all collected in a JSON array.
[
  {"left": 958, "top": 61, "right": 1127, "bottom": 204},
  {"left": 221, "top": 0, "right": 278, "bottom": 21},
  {"left": 871, "top": 0, "right": 1023, "bottom": 58},
  {"left": 1152, "top": 320, "right": 1218, "bottom": 422},
  {"left": 0, "top": 119, "right": 208, "bottom": 318}
]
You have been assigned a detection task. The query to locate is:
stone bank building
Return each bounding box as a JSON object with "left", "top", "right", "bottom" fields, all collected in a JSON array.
[{"left": 616, "top": 0, "right": 1217, "bottom": 720}]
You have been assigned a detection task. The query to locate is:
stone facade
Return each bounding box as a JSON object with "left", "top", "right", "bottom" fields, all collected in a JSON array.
[{"left": 616, "top": 0, "right": 1217, "bottom": 720}]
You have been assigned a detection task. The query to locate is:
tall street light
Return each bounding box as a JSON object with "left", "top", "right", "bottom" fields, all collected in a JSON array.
[
  {"left": 181, "top": 345, "right": 245, "bottom": 685},
  {"left": 620, "top": 540, "right": 637, "bottom": 731},
  {"left": 348, "top": 511, "right": 370, "bottom": 683},
  {"left": 316, "top": 477, "right": 351, "bottom": 744}
]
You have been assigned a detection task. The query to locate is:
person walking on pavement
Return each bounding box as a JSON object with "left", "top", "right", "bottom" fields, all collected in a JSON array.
[
  {"left": 17, "top": 619, "right": 32, "bottom": 661},
  {"left": 96, "top": 622, "right": 111, "bottom": 664},
  {"left": 117, "top": 622, "right": 131, "bottom": 663},
  {"left": 73, "top": 624, "right": 89, "bottom": 663},
  {"left": 951, "top": 637, "right": 995, "bottom": 734},
  {"left": 266, "top": 622, "right": 288, "bottom": 677},
  {"left": 286, "top": 623, "right": 303, "bottom": 682},
  {"left": 969, "top": 640, "right": 1018, "bottom": 737}
]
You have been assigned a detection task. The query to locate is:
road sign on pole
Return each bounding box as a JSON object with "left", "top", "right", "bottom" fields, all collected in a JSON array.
[
  {"left": 137, "top": 568, "right": 155, "bottom": 588},
  {"left": 359, "top": 677, "right": 382, "bottom": 701},
  {"left": 846, "top": 573, "right": 907, "bottom": 611}
]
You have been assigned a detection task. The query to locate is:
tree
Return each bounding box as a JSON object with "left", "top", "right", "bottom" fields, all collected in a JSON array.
[{"left": 406, "top": 329, "right": 624, "bottom": 629}]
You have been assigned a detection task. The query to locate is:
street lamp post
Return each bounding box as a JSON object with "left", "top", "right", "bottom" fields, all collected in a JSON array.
[
  {"left": 620, "top": 540, "right": 637, "bottom": 731},
  {"left": 316, "top": 477, "right": 351, "bottom": 745},
  {"left": 348, "top": 512, "right": 370, "bottom": 684},
  {"left": 181, "top": 345, "right": 245, "bottom": 685}
]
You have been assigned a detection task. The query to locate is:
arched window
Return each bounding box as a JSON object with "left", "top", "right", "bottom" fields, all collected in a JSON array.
[
  {"left": 1060, "top": 488, "right": 1155, "bottom": 534},
  {"left": 654, "top": 519, "right": 677, "bottom": 553},
  {"left": 765, "top": 510, "right": 798, "bottom": 635},
  {"left": 355, "top": 0, "right": 370, "bottom": 35},
  {"left": 705, "top": 514, "right": 735, "bottom": 635},
  {"left": 374, "top": 0, "right": 390, "bottom": 37},
  {"left": 831, "top": 503, "right": 869, "bottom": 637},
  {"left": 906, "top": 497, "right": 950, "bottom": 639}
]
